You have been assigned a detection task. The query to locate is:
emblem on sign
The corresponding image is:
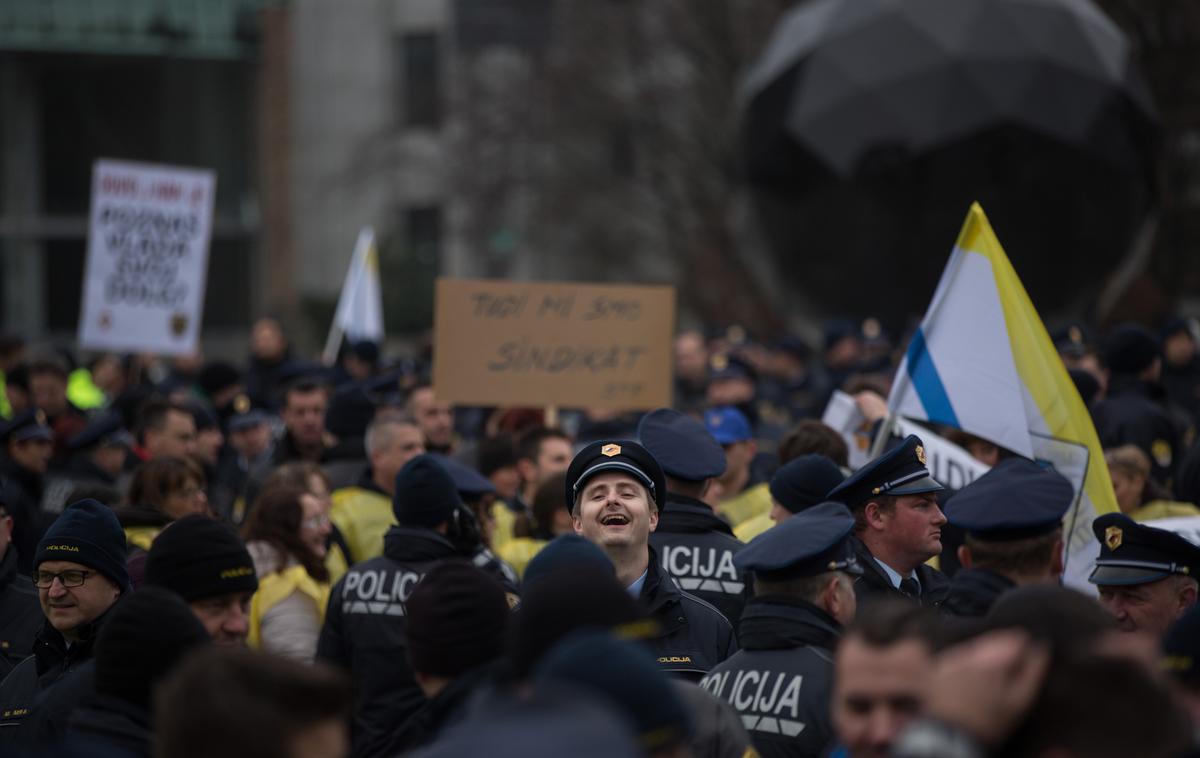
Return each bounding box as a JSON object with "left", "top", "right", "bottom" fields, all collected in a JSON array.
[
  {"left": 233, "top": 394, "right": 251, "bottom": 414},
  {"left": 601, "top": 443, "right": 622, "bottom": 457},
  {"left": 170, "top": 312, "right": 189, "bottom": 337},
  {"left": 915, "top": 445, "right": 926, "bottom": 465},
  {"left": 35, "top": 409, "right": 47, "bottom": 427},
  {"left": 1105, "top": 526, "right": 1123, "bottom": 551}
]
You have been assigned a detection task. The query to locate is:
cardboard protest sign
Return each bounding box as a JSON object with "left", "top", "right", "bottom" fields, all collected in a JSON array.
[
  {"left": 433, "top": 279, "right": 675, "bottom": 409},
  {"left": 77, "top": 159, "right": 216, "bottom": 355}
]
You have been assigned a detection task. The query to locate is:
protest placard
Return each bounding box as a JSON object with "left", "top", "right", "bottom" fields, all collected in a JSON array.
[
  {"left": 77, "top": 159, "right": 216, "bottom": 355},
  {"left": 432, "top": 278, "right": 675, "bottom": 409}
]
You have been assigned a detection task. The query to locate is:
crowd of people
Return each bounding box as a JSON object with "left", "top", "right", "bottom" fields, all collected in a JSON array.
[{"left": 0, "top": 312, "right": 1199, "bottom": 758}]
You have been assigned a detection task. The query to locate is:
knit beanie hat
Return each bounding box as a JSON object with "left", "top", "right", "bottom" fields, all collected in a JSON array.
[
  {"left": 521, "top": 534, "right": 614, "bottom": 595},
  {"left": 406, "top": 561, "right": 509, "bottom": 678},
  {"left": 1103, "top": 324, "right": 1160, "bottom": 376},
  {"left": 393, "top": 454, "right": 461, "bottom": 528},
  {"left": 35, "top": 499, "right": 130, "bottom": 592},
  {"left": 95, "top": 586, "right": 209, "bottom": 710},
  {"left": 325, "top": 383, "right": 376, "bottom": 439},
  {"left": 144, "top": 515, "right": 258, "bottom": 601},
  {"left": 508, "top": 567, "right": 645, "bottom": 680}
]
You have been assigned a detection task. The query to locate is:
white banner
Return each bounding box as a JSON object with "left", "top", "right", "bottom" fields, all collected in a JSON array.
[
  {"left": 821, "top": 391, "right": 990, "bottom": 490},
  {"left": 77, "top": 159, "right": 216, "bottom": 356}
]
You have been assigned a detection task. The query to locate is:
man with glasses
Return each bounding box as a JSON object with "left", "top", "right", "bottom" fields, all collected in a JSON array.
[
  {"left": 0, "top": 500, "right": 40, "bottom": 679},
  {"left": 0, "top": 499, "right": 129, "bottom": 740}
]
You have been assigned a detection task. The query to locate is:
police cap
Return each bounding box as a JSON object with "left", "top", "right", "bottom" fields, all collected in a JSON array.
[
  {"left": 734, "top": 501, "right": 862, "bottom": 582},
  {"left": 944, "top": 458, "right": 1073, "bottom": 540},
  {"left": 67, "top": 411, "right": 133, "bottom": 451},
  {"left": 1088, "top": 512, "right": 1200, "bottom": 586},
  {"left": 703, "top": 406, "right": 752, "bottom": 445},
  {"left": 564, "top": 440, "right": 666, "bottom": 511},
  {"left": 637, "top": 408, "right": 725, "bottom": 482},
  {"left": 1, "top": 408, "right": 53, "bottom": 444},
  {"left": 429, "top": 453, "right": 496, "bottom": 499},
  {"left": 226, "top": 394, "right": 270, "bottom": 432},
  {"left": 827, "top": 434, "right": 944, "bottom": 508},
  {"left": 769, "top": 454, "right": 846, "bottom": 515}
]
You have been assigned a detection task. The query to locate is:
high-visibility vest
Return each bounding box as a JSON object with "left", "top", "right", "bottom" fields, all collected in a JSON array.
[
  {"left": 329, "top": 486, "right": 394, "bottom": 564},
  {"left": 497, "top": 537, "right": 548, "bottom": 578},
  {"left": 124, "top": 526, "right": 161, "bottom": 553},
  {"left": 247, "top": 565, "right": 331, "bottom": 649}
]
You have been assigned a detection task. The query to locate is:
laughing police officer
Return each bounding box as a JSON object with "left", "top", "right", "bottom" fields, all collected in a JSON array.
[
  {"left": 827, "top": 435, "right": 949, "bottom": 607},
  {"left": 639, "top": 408, "right": 751, "bottom": 625},
  {"left": 565, "top": 439, "right": 737, "bottom": 679},
  {"left": 701, "top": 501, "right": 860, "bottom": 757}
]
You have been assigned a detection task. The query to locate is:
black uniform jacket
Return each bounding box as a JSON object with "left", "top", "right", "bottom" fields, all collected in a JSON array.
[
  {"left": 0, "top": 608, "right": 109, "bottom": 744},
  {"left": 849, "top": 537, "right": 949, "bottom": 608},
  {"left": 700, "top": 595, "right": 841, "bottom": 758},
  {"left": 317, "top": 526, "right": 511, "bottom": 758},
  {"left": 1092, "top": 378, "right": 1182, "bottom": 484},
  {"left": 0, "top": 549, "right": 42, "bottom": 681},
  {"left": 650, "top": 493, "right": 751, "bottom": 625},
  {"left": 0, "top": 460, "right": 50, "bottom": 575},
  {"left": 940, "top": 568, "right": 1016, "bottom": 619},
  {"left": 639, "top": 546, "right": 737, "bottom": 680}
]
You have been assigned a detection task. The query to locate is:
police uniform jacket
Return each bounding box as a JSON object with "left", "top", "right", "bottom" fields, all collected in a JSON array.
[
  {"left": 317, "top": 526, "right": 510, "bottom": 758},
  {"left": 700, "top": 595, "right": 840, "bottom": 758},
  {"left": 0, "top": 459, "right": 50, "bottom": 576},
  {"left": 650, "top": 493, "right": 751, "bottom": 625},
  {"left": 0, "top": 548, "right": 41, "bottom": 681},
  {"left": 639, "top": 545, "right": 737, "bottom": 680},
  {"left": 849, "top": 537, "right": 949, "bottom": 607},
  {"left": 939, "top": 567, "right": 1015, "bottom": 618},
  {"left": 0, "top": 608, "right": 109, "bottom": 743},
  {"left": 1092, "top": 378, "right": 1182, "bottom": 484}
]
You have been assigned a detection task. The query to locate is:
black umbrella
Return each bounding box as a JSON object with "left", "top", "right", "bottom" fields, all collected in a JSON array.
[{"left": 740, "top": 0, "right": 1159, "bottom": 324}]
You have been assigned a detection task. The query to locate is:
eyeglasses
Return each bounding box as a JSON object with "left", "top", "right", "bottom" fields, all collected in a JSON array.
[
  {"left": 32, "top": 569, "right": 93, "bottom": 589},
  {"left": 302, "top": 514, "right": 331, "bottom": 530}
]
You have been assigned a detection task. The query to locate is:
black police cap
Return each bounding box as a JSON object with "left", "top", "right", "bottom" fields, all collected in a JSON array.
[
  {"left": 1089, "top": 512, "right": 1200, "bottom": 587},
  {"left": 636, "top": 408, "right": 725, "bottom": 482},
  {"left": 1163, "top": 603, "right": 1200, "bottom": 684},
  {"left": 564, "top": 440, "right": 666, "bottom": 512},
  {"left": 1, "top": 408, "right": 53, "bottom": 444},
  {"left": 769, "top": 454, "right": 846, "bottom": 515},
  {"left": 67, "top": 411, "right": 133, "bottom": 451},
  {"left": 827, "top": 434, "right": 944, "bottom": 508},
  {"left": 945, "top": 458, "right": 1074, "bottom": 540},
  {"left": 735, "top": 501, "right": 862, "bottom": 581},
  {"left": 225, "top": 393, "right": 270, "bottom": 432}
]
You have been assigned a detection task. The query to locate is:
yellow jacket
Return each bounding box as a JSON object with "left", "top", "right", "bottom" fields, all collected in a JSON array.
[
  {"left": 1130, "top": 500, "right": 1200, "bottom": 522},
  {"left": 124, "top": 526, "right": 161, "bottom": 553},
  {"left": 734, "top": 512, "right": 774, "bottom": 543},
  {"left": 717, "top": 483, "right": 772, "bottom": 528},
  {"left": 330, "top": 486, "right": 394, "bottom": 564},
  {"left": 497, "top": 538, "right": 548, "bottom": 578},
  {"left": 248, "top": 565, "right": 330, "bottom": 654},
  {"left": 491, "top": 502, "right": 518, "bottom": 553}
]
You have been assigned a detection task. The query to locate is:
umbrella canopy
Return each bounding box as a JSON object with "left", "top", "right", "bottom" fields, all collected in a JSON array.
[{"left": 740, "top": 0, "right": 1159, "bottom": 323}]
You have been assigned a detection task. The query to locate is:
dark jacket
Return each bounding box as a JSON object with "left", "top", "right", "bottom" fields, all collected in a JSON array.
[
  {"left": 64, "top": 691, "right": 150, "bottom": 758},
  {"left": 650, "top": 493, "right": 751, "bottom": 625},
  {"left": 639, "top": 546, "right": 737, "bottom": 680},
  {"left": 1092, "top": 378, "right": 1182, "bottom": 485},
  {"left": 849, "top": 537, "right": 949, "bottom": 608},
  {"left": 0, "top": 549, "right": 42, "bottom": 681},
  {"left": 940, "top": 568, "right": 1015, "bottom": 619},
  {"left": 317, "top": 527, "right": 510, "bottom": 758},
  {"left": 0, "top": 608, "right": 109, "bottom": 744},
  {"left": 700, "top": 595, "right": 841, "bottom": 758},
  {"left": 388, "top": 661, "right": 499, "bottom": 754},
  {"left": 0, "top": 460, "right": 50, "bottom": 575}
]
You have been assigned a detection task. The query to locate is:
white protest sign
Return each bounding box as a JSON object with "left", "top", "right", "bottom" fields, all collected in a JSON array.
[
  {"left": 821, "top": 391, "right": 990, "bottom": 489},
  {"left": 78, "top": 159, "right": 216, "bottom": 356}
]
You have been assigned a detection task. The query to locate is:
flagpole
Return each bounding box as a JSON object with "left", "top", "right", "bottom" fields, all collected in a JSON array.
[{"left": 322, "top": 229, "right": 374, "bottom": 365}]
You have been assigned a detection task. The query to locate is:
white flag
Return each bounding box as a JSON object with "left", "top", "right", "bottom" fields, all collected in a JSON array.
[{"left": 323, "top": 228, "right": 384, "bottom": 363}]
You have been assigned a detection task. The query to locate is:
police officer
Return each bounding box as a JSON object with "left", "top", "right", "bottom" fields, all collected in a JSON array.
[
  {"left": 700, "top": 501, "right": 860, "bottom": 757},
  {"left": 0, "top": 409, "right": 55, "bottom": 574},
  {"left": 1088, "top": 512, "right": 1200, "bottom": 640},
  {"left": 317, "top": 454, "right": 515, "bottom": 758},
  {"left": 564, "top": 440, "right": 736, "bottom": 679},
  {"left": 941, "top": 458, "right": 1073, "bottom": 617},
  {"left": 41, "top": 412, "right": 132, "bottom": 514},
  {"left": 639, "top": 408, "right": 751, "bottom": 624},
  {"left": 0, "top": 498, "right": 40, "bottom": 680},
  {"left": 827, "top": 435, "right": 949, "bottom": 606}
]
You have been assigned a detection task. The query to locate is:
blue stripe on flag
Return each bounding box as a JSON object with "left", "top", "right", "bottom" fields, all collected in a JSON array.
[{"left": 905, "top": 328, "right": 961, "bottom": 427}]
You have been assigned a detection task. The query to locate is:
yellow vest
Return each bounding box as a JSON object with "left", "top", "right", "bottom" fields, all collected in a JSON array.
[
  {"left": 490, "top": 502, "right": 518, "bottom": 552},
  {"left": 248, "top": 565, "right": 331, "bottom": 649},
  {"left": 325, "top": 541, "right": 349, "bottom": 584},
  {"left": 497, "top": 537, "right": 548, "bottom": 578},
  {"left": 124, "top": 526, "right": 161, "bottom": 553},
  {"left": 734, "top": 512, "right": 774, "bottom": 543},
  {"left": 717, "top": 483, "right": 771, "bottom": 528},
  {"left": 330, "top": 486, "right": 394, "bottom": 564}
]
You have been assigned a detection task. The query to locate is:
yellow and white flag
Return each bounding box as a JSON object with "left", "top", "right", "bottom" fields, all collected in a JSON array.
[
  {"left": 887, "top": 203, "right": 1117, "bottom": 590},
  {"left": 323, "top": 228, "right": 385, "bottom": 364}
]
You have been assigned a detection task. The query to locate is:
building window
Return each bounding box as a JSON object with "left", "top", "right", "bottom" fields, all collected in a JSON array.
[{"left": 401, "top": 33, "right": 441, "bottom": 128}]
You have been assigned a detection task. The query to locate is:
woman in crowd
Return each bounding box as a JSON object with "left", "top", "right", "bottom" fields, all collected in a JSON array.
[
  {"left": 1106, "top": 444, "right": 1200, "bottom": 521},
  {"left": 120, "top": 456, "right": 209, "bottom": 553},
  {"left": 242, "top": 483, "right": 333, "bottom": 662},
  {"left": 259, "top": 461, "right": 350, "bottom": 582}
]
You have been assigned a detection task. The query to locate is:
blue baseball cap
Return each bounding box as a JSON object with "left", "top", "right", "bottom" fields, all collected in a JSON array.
[{"left": 703, "top": 406, "right": 753, "bottom": 445}]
